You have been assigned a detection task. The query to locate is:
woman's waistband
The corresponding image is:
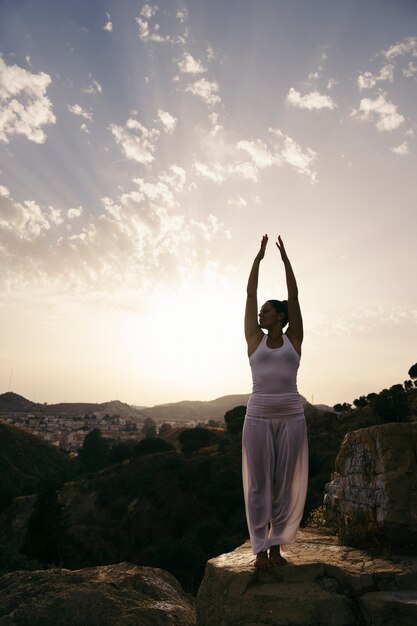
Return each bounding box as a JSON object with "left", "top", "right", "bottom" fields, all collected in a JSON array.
[{"left": 246, "top": 392, "right": 305, "bottom": 419}]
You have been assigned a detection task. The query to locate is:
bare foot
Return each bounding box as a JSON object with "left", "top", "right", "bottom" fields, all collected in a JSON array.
[
  {"left": 255, "top": 551, "right": 270, "bottom": 570},
  {"left": 269, "top": 545, "right": 288, "bottom": 567}
]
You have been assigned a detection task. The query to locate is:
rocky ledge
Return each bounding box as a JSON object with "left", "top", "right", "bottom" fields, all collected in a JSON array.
[
  {"left": 0, "top": 562, "right": 196, "bottom": 626},
  {"left": 196, "top": 528, "right": 417, "bottom": 626}
]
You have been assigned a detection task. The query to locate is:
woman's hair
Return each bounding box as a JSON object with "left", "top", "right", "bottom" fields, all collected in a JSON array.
[{"left": 268, "top": 300, "right": 289, "bottom": 328}]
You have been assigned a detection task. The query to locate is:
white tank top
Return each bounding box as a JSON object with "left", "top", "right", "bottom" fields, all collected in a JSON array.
[{"left": 247, "top": 334, "right": 303, "bottom": 417}]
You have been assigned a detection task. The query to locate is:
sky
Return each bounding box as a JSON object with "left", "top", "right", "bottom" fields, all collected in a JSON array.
[{"left": 0, "top": 0, "right": 416, "bottom": 408}]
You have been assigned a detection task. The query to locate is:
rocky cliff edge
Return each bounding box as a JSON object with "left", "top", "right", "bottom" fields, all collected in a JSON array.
[{"left": 197, "top": 528, "right": 417, "bottom": 626}]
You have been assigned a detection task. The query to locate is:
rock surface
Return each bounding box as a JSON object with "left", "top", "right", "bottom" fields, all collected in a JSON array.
[
  {"left": 0, "top": 562, "right": 196, "bottom": 626},
  {"left": 323, "top": 422, "right": 417, "bottom": 548},
  {"left": 196, "top": 528, "right": 417, "bottom": 626}
]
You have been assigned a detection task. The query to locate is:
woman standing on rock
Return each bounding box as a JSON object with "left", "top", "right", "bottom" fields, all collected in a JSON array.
[{"left": 243, "top": 234, "right": 308, "bottom": 569}]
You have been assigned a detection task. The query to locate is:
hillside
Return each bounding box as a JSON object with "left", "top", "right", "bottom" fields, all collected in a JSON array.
[
  {"left": 0, "top": 422, "right": 76, "bottom": 499},
  {"left": 0, "top": 393, "right": 144, "bottom": 420},
  {"left": 139, "top": 394, "right": 251, "bottom": 422}
]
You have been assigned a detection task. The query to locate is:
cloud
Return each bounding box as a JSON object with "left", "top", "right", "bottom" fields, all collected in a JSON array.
[
  {"left": 126, "top": 165, "right": 186, "bottom": 209},
  {"left": 286, "top": 87, "right": 336, "bottom": 110},
  {"left": 269, "top": 128, "right": 317, "bottom": 182},
  {"left": 0, "top": 195, "right": 51, "bottom": 241},
  {"left": 383, "top": 36, "right": 417, "bottom": 59},
  {"left": 178, "top": 53, "right": 206, "bottom": 74},
  {"left": 0, "top": 56, "right": 55, "bottom": 144},
  {"left": 403, "top": 61, "right": 417, "bottom": 78},
  {"left": 136, "top": 4, "right": 171, "bottom": 43},
  {"left": 68, "top": 207, "right": 83, "bottom": 219},
  {"left": 237, "top": 139, "right": 279, "bottom": 168},
  {"left": 227, "top": 195, "right": 247, "bottom": 207},
  {"left": 391, "top": 142, "right": 409, "bottom": 156},
  {"left": 110, "top": 117, "right": 160, "bottom": 164},
  {"left": 68, "top": 104, "right": 92, "bottom": 120},
  {"left": 81, "top": 80, "right": 102, "bottom": 95},
  {"left": 185, "top": 78, "right": 221, "bottom": 106},
  {"left": 0, "top": 183, "right": 229, "bottom": 299},
  {"left": 157, "top": 109, "right": 177, "bottom": 134},
  {"left": 357, "top": 64, "right": 394, "bottom": 91},
  {"left": 193, "top": 161, "right": 226, "bottom": 184},
  {"left": 103, "top": 13, "right": 113, "bottom": 32},
  {"left": 352, "top": 93, "right": 405, "bottom": 132}
]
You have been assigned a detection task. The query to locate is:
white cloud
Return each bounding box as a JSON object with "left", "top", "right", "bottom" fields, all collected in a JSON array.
[
  {"left": 383, "top": 36, "right": 417, "bottom": 59},
  {"left": 80, "top": 123, "right": 90, "bottom": 134},
  {"left": 103, "top": 13, "right": 113, "bottom": 32},
  {"left": 136, "top": 5, "right": 170, "bottom": 43},
  {"left": 0, "top": 196, "right": 50, "bottom": 240},
  {"left": 0, "top": 56, "right": 55, "bottom": 144},
  {"left": 0, "top": 183, "right": 230, "bottom": 298},
  {"left": 403, "top": 61, "right": 417, "bottom": 78},
  {"left": 357, "top": 64, "right": 394, "bottom": 91},
  {"left": 352, "top": 93, "right": 405, "bottom": 132},
  {"left": 128, "top": 165, "right": 186, "bottom": 209},
  {"left": 141, "top": 4, "right": 158, "bottom": 19},
  {"left": 193, "top": 161, "right": 226, "bottom": 184},
  {"left": 110, "top": 117, "right": 160, "bottom": 164},
  {"left": 286, "top": 87, "right": 336, "bottom": 110},
  {"left": 227, "top": 195, "right": 247, "bottom": 207},
  {"left": 68, "top": 104, "right": 92, "bottom": 120},
  {"left": 68, "top": 207, "right": 83, "bottom": 219},
  {"left": 81, "top": 80, "right": 102, "bottom": 95},
  {"left": 176, "top": 8, "right": 188, "bottom": 23},
  {"left": 327, "top": 78, "right": 339, "bottom": 90},
  {"left": 229, "top": 161, "right": 259, "bottom": 182},
  {"left": 178, "top": 53, "right": 206, "bottom": 74},
  {"left": 186, "top": 78, "right": 220, "bottom": 106},
  {"left": 237, "top": 130, "right": 317, "bottom": 183},
  {"left": 270, "top": 128, "right": 317, "bottom": 182},
  {"left": 237, "top": 140, "right": 279, "bottom": 168},
  {"left": 391, "top": 142, "right": 409, "bottom": 156},
  {"left": 157, "top": 109, "right": 177, "bottom": 134},
  {"left": 0, "top": 184, "right": 10, "bottom": 197}
]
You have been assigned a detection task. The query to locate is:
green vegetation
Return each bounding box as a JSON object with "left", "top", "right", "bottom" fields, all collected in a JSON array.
[{"left": 0, "top": 423, "right": 76, "bottom": 500}]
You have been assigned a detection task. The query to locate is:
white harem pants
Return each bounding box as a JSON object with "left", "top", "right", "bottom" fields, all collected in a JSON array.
[{"left": 242, "top": 393, "right": 308, "bottom": 555}]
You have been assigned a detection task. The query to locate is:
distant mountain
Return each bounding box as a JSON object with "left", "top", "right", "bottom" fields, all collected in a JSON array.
[
  {"left": 0, "top": 390, "right": 334, "bottom": 424},
  {"left": 139, "top": 394, "right": 251, "bottom": 422},
  {"left": 43, "top": 400, "right": 145, "bottom": 420},
  {"left": 0, "top": 392, "right": 37, "bottom": 413},
  {"left": 0, "top": 392, "right": 145, "bottom": 420}
]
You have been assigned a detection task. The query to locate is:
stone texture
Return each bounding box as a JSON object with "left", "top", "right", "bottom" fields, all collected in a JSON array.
[
  {"left": 323, "top": 423, "right": 417, "bottom": 548},
  {"left": 196, "top": 528, "right": 417, "bottom": 626},
  {"left": 0, "top": 562, "right": 196, "bottom": 626}
]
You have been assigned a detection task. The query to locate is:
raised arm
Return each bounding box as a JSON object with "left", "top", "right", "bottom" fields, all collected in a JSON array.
[
  {"left": 276, "top": 236, "right": 303, "bottom": 354},
  {"left": 244, "top": 235, "right": 267, "bottom": 355}
]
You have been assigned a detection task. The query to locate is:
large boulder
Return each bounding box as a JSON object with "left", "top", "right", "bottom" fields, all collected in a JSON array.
[
  {"left": 323, "top": 423, "right": 417, "bottom": 548},
  {"left": 196, "top": 528, "right": 417, "bottom": 626},
  {"left": 0, "top": 562, "right": 196, "bottom": 626}
]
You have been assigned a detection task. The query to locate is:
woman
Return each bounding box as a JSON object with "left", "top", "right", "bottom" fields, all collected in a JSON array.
[{"left": 243, "top": 234, "right": 308, "bottom": 570}]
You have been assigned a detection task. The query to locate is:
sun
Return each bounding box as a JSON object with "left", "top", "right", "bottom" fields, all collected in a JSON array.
[{"left": 119, "top": 281, "right": 246, "bottom": 403}]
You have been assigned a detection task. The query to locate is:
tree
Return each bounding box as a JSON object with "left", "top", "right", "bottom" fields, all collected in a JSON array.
[
  {"left": 142, "top": 417, "right": 157, "bottom": 439},
  {"left": 22, "top": 481, "right": 66, "bottom": 567},
  {"left": 158, "top": 422, "right": 172, "bottom": 437},
  {"left": 404, "top": 379, "right": 414, "bottom": 391},
  {"left": 353, "top": 396, "right": 368, "bottom": 408},
  {"left": 408, "top": 363, "right": 417, "bottom": 381},
  {"left": 371, "top": 385, "right": 410, "bottom": 423},
  {"left": 134, "top": 438, "right": 174, "bottom": 457},
  {"left": 224, "top": 405, "right": 246, "bottom": 434},
  {"left": 333, "top": 402, "right": 351, "bottom": 413},
  {"left": 178, "top": 427, "right": 214, "bottom": 454},
  {"left": 78, "top": 429, "right": 109, "bottom": 472}
]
